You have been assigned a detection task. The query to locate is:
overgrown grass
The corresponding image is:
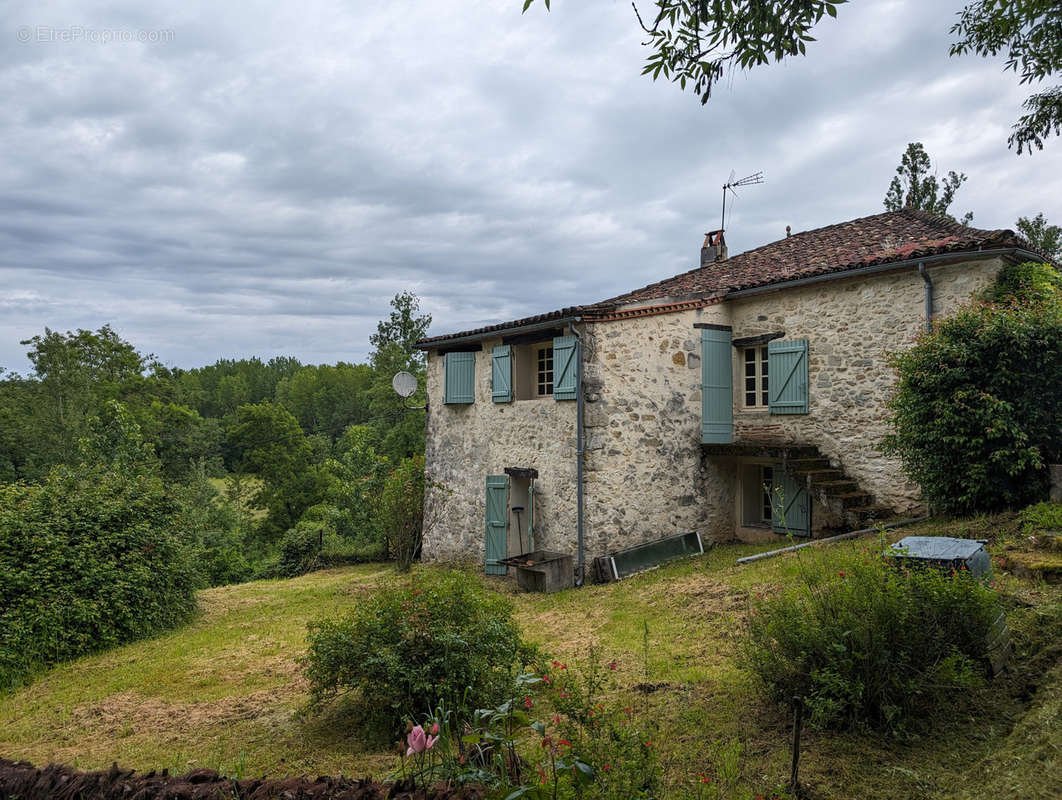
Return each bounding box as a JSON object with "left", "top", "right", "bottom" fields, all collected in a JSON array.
[{"left": 1, "top": 514, "right": 1060, "bottom": 798}]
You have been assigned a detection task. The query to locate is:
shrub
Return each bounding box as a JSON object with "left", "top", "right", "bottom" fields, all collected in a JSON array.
[
  {"left": 303, "top": 570, "right": 534, "bottom": 732},
  {"left": 377, "top": 456, "right": 426, "bottom": 572},
  {"left": 0, "top": 462, "right": 198, "bottom": 690},
  {"left": 883, "top": 262, "right": 1062, "bottom": 514},
  {"left": 742, "top": 542, "right": 1001, "bottom": 735}
]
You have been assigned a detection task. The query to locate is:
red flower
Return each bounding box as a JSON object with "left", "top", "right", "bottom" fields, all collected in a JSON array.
[
  {"left": 542, "top": 675, "right": 551, "bottom": 684},
  {"left": 608, "top": 660, "right": 617, "bottom": 670},
  {"left": 838, "top": 571, "right": 846, "bottom": 577},
  {"left": 524, "top": 697, "right": 533, "bottom": 709},
  {"left": 603, "top": 764, "right": 611, "bottom": 771},
  {"left": 557, "top": 739, "right": 571, "bottom": 747},
  {"left": 624, "top": 707, "right": 632, "bottom": 716}
]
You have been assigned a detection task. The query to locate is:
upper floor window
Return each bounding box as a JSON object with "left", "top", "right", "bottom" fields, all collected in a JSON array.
[
  {"left": 537, "top": 346, "right": 554, "bottom": 396},
  {"left": 744, "top": 346, "right": 769, "bottom": 407}
]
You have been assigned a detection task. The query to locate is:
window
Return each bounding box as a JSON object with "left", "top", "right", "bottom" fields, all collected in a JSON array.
[
  {"left": 744, "top": 346, "right": 769, "bottom": 407},
  {"left": 537, "top": 346, "right": 554, "bottom": 396}
]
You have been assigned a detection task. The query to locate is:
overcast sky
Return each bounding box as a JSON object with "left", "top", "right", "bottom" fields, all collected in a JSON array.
[{"left": 3, "top": 0, "right": 1060, "bottom": 372}]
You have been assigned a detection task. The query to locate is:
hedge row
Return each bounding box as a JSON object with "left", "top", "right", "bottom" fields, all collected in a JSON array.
[{"left": 0, "top": 759, "right": 483, "bottom": 800}]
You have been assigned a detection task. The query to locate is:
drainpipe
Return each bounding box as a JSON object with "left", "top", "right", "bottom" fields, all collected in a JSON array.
[
  {"left": 917, "top": 261, "right": 933, "bottom": 332},
  {"left": 569, "top": 321, "right": 585, "bottom": 586}
]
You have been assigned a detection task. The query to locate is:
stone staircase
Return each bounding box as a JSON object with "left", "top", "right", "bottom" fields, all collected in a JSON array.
[{"left": 783, "top": 448, "right": 895, "bottom": 531}]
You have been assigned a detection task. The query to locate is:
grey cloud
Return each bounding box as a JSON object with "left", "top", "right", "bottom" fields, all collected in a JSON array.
[{"left": 1, "top": 0, "right": 1060, "bottom": 374}]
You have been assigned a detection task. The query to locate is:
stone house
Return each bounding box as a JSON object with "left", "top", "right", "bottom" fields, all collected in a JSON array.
[{"left": 415, "top": 210, "right": 1040, "bottom": 580}]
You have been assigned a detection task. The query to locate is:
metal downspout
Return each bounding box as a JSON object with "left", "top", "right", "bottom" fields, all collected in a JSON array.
[
  {"left": 918, "top": 261, "right": 933, "bottom": 331},
  {"left": 569, "top": 321, "right": 585, "bottom": 586}
]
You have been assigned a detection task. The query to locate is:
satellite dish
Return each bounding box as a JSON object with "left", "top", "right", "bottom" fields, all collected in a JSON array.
[{"left": 392, "top": 371, "right": 418, "bottom": 398}]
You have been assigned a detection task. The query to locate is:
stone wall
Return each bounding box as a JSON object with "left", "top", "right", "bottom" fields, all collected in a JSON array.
[
  {"left": 727, "top": 257, "right": 1005, "bottom": 512},
  {"left": 422, "top": 256, "right": 1006, "bottom": 564},
  {"left": 581, "top": 305, "right": 736, "bottom": 554},
  {"left": 422, "top": 339, "right": 578, "bottom": 563}
]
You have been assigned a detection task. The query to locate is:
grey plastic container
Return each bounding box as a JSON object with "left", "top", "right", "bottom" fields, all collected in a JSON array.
[
  {"left": 886, "top": 536, "right": 992, "bottom": 577},
  {"left": 499, "top": 550, "right": 574, "bottom": 593}
]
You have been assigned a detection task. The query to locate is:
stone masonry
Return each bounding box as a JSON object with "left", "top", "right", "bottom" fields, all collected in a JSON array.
[{"left": 422, "top": 256, "right": 1006, "bottom": 565}]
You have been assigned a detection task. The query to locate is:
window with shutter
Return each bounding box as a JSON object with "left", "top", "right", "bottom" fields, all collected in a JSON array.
[
  {"left": 491, "top": 345, "right": 513, "bottom": 403},
  {"left": 700, "top": 326, "right": 734, "bottom": 443},
  {"left": 767, "top": 339, "right": 809, "bottom": 415},
  {"left": 552, "top": 335, "right": 577, "bottom": 400},
  {"left": 444, "top": 351, "right": 475, "bottom": 404}
]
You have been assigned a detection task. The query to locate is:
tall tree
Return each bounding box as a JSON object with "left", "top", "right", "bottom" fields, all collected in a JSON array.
[
  {"left": 1016, "top": 212, "right": 1062, "bottom": 259},
  {"left": 370, "top": 291, "right": 432, "bottom": 372},
  {"left": 523, "top": 0, "right": 1062, "bottom": 152},
  {"left": 883, "top": 143, "right": 973, "bottom": 225}
]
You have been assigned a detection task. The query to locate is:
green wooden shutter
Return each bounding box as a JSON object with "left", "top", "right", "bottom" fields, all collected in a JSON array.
[
  {"left": 701, "top": 327, "right": 733, "bottom": 444},
  {"left": 444, "top": 351, "right": 475, "bottom": 404},
  {"left": 491, "top": 345, "right": 513, "bottom": 403},
  {"left": 768, "top": 339, "right": 809, "bottom": 415},
  {"left": 770, "top": 468, "right": 811, "bottom": 537},
  {"left": 485, "top": 475, "right": 509, "bottom": 574},
  {"left": 553, "top": 335, "right": 578, "bottom": 400}
]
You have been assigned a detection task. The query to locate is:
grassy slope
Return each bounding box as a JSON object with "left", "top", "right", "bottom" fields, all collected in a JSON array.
[{"left": 1, "top": 518, "right": 1059, "bottom": 798}]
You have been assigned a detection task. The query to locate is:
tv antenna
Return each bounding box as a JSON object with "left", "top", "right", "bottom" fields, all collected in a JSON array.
[{"left": 721, "top": 170, "right": 764, "bottom": 231}]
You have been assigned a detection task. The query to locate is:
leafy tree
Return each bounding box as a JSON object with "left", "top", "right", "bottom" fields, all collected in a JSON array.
[
  {"left": 227, "top": 401, "right": 331, "bottom": 538},
  {"left": 17, "top": 326, "right": 154, "bottom": 470},
  {"left": 275, "top": 363, "right": 374, "bottom": 440},
  {"left": 370, "top": 291, "right": 431, "bottom": 372},
  {"left": 0, "top": 403, "right": 197, "bottom": 689},
  {"left": 525, "top": 0, "right": 844, "bottom": 104},
  {"left": 883, "top": 142, "right": 973, "bottom": 224},
  {"left": 524, "top": 0, "right": 1062, "bottom": 152},
  {"left": 1016, "top": 211, "right": 1062, "bottom": 259},
  {"left": 883, "top": 262, "right": 1062, "bottom": 514},
  {"left": 950, "top": 1, "right": 1062, "bottom": 153}
]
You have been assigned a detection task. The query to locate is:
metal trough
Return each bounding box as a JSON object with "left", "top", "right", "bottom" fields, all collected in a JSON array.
[
  {"left": 499, "top": 550, "right": 574, "bottom": 593},
  {"left": 593, "top": 531, "right": 704, "bottom": 582}
]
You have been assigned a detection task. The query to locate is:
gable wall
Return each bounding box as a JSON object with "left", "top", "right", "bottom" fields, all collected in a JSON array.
[
  {"left": 727, "top": 256, "right": 1006, "bottom": 512},
  {"left": 422, "top": 339, "right": 578, "bottom": 564}
]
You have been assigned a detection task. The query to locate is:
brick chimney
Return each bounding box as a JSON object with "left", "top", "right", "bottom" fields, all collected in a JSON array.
[{"left": 701, "top": 230, "right": 727, "bottom": 265}]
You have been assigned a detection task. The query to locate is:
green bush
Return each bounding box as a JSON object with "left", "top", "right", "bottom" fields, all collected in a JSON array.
[
  {"left": 883, "top": 262, "right": 1062, "bottom": 514},
  {"left": 742, "top": 543, "right": 1000, "bottom": 735},
  {"left": 0, "top": 462, "right": 198, "bottom": 690},
  {"left": 377, "top": 455, "right": 426, "bottom": 572},
  {"left": 303, "top": 570, "right": 534, "bottom": 732}
]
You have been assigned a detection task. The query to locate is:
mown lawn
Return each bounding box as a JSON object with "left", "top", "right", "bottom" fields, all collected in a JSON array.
[{"left": 2, "top": 516, "right": 1060, "bottom": 799}]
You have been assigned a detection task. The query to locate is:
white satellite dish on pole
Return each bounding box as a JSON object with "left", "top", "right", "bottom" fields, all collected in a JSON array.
[{"left": 392, "top": 371, "right": 418, "bottom": 398}]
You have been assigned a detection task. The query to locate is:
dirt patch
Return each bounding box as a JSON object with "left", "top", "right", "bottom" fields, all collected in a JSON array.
[
  {"left": 69, "top": 687, "right": 299, "bottom": 737},
  {"left": 0, "top": 758, "right": 483, "bottom": 800}
]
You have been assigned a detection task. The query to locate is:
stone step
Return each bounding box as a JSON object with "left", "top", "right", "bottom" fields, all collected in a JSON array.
[
  {"left": 833, "top": 491, "right": 876, "bottom": 509},
  {"left": 787, "top": 457, "right": 832, "bottom": 471},
  {"left": 814, "top": 479, "right": 861, "bottom": 494},
  {"left": 800, "top": 469, "right": 844, "bottom": 483}
]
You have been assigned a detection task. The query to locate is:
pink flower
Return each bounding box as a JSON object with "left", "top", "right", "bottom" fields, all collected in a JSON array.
[
  {"left": 430, "top": 721, "right": 440, "bottom": 735},
  {"left": 524, "top": 696, "right": 533, "bottom": 709},
  {"left": 405, "top": 724, "right": 438, "bottom": 755}
]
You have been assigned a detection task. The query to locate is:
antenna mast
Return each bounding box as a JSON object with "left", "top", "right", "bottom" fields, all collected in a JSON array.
[{"left": 721, "top": 170, "right": 764, "bottom": 231}]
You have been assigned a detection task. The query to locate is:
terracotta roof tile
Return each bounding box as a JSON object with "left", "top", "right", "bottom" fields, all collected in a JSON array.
[{"left": 417, "top": 209, "right": 1032, "bottom": 347}]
